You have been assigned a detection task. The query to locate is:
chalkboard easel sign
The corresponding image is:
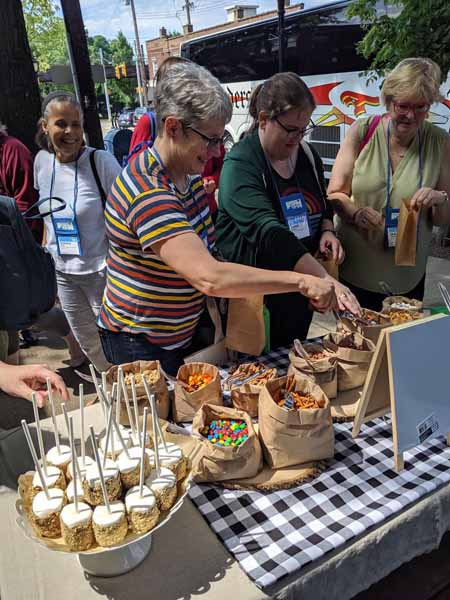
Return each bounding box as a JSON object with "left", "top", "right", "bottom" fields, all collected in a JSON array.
[{"left": 352, "top": 314, "right": 450, "bottom": 472}]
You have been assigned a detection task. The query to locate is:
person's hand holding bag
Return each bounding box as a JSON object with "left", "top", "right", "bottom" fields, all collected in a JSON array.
[
  {"left": 298, "top": 275, "right": 336, "bottom": 313},
  {"left": 319, "top": 231, "right": 345, "bottom": 264},
  {"left": 353, "top": 207, "right": 383, "bottom": 231}
]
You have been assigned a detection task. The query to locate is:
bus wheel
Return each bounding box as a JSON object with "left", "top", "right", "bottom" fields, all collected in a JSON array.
[{"left": 223, "top": 132, "right": 234, "bottom": 153}]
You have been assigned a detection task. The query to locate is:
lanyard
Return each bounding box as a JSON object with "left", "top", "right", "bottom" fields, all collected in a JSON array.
[
  {"left": 149, "top": 146, "right": 212, "bottom": 250},
  {"left": 386, "top": 119, "right": 423, "bottom": 211},
  {"left": 49, "top": 153, "right": 80, "bottom": 219}
]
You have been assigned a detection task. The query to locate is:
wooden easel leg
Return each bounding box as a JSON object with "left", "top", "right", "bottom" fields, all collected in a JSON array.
[
  {"left": 446, "top": 433, "right": 450, "bottom": 446},
  {"left": 394, "top": 450, "right": 404, "bottom": 473}
]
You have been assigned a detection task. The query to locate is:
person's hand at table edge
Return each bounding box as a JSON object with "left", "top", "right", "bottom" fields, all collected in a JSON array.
[{"left": 0, "top": 362, "right": 69, "bottom": 407}]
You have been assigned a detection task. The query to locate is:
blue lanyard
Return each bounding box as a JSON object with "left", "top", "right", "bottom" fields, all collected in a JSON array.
[
  {"left": 149, "top": 146, "right": 212, "bottom": 250},
  {"left": 49, "top": 153, "right": 80, "bottom": 219},
  {"left": 386, "top": 119, "right": 423, "bottom": 211}
]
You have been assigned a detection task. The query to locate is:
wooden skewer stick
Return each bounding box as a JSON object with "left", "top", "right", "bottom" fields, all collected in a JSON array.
[
  {"left": 31, "top": 392, "right": 48, "bottom": 476},
  {"left": 68, "top": 416, "right": 79, "bottom": 512},
  {"left": 89, "top": 426, "right": 111, "bottom": 513},
  {"left": 22, "top": 420, "right": 50, "bottom": 499},
  {"left": 139, "top": 407, "right": 148, "bottom": 498},
  {"left": 47, "top": 378, "right": 60, "bottom": 453}
]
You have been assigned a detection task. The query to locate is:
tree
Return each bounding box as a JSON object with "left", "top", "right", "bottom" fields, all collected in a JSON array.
[
  {"left": 1, "top": 0, "right": 41, "bottom": 151},
  {"left": 23, "top": 0, "right": 68, "bottom": 71},
  {"left": 348, "top": 0, "right": 450, "bottom": 79}
]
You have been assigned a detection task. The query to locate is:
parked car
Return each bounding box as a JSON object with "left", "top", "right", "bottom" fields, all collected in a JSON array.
[
  {"left": 133, "top": 106, "right": 149, "bottom": 126},
  {"left": 118, "top": 109, "right": 134, "bottom": 129}
]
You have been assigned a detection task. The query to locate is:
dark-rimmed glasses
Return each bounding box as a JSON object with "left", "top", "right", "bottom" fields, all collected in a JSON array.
[
  {"left": 274, "top": 117, "right": 316, "bottom": 139},
  {"left": 186, "top": 125, "right": 224, "bottom": 150},
  {"left": 393, "top": 101, "right": 430, "bottom": 116}
]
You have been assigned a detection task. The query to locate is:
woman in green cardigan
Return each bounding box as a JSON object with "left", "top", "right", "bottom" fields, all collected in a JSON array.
[{"left": 216, "top": 73, "right": 360, "bottom": 348}]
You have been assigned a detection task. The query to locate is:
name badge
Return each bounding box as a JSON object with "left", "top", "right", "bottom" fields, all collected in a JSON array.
[
  {"left": 53, "top": 217, "right": 82, "bottom": 256},
  {"left": 280, "top": 192, "right": 310, "bottom": 240},
  {"left": 384, "top": 208, "right": 400, "bottom": 248}
]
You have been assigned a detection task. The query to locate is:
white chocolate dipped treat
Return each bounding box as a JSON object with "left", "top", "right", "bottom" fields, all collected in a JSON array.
[
  {"left": 118, "top": 446, "right": 151, "bottom": 489},
  {"left": 67, "top": 455, "right": 94, "bottom": 481},
  {"left": 145, "top": 466, "right": 177, "bottom": 511},
  {"left": 125, "top": 485, "right": 159, "bottom": 534},
  {"left": 46, "top": 445, "right": 72, "bottom": 473},
  {"left": 66, "top": 480, "right": 85, "bottom": 504},
  {"left": 61, "top": 502, "right": 94, "bottom": 551},
  {"left": 99, "top": 430, "right": 130, "bottom": 460},
  {"left": 92, "top": 501, "right": 128, "bottom": 547},
  {"left": 156, "top": 442, "right": 186, "bottom": 481},
  {"left": 32, "top": 465, "right": 66, "bottom": 495},
  {"left": 31, "top": 488, "right": 66, "bottom": 538},
  {"left": 82, "top": 459, "right": 122, "bottom": 506}
]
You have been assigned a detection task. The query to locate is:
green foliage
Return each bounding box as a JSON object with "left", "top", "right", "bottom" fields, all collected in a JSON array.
[
  {"left": 23, "top": 0, "right": 68, "bottom": 70},
  {"left": 348, "top": 0, "right": 450, "bottom": 79}
]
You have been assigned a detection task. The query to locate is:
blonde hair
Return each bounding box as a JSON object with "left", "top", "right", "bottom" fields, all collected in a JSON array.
[{"left": 381, "top": 58, "right": 443, "bottom": 107}]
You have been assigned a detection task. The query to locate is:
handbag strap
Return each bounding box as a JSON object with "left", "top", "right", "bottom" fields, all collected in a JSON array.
[
  {"left": 23, "top": 196, "right": 66, "bottom": 220},
  {"left": 358, "top": 115, "right": 382, "bottom": 156},
  {"left": 89, "top": 149, "right": 107, "bottom": 208}
]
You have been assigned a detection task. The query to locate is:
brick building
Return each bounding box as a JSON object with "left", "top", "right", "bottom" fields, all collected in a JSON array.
[{"left": 145, "top": 2, "right": 304, "bottom": 83}]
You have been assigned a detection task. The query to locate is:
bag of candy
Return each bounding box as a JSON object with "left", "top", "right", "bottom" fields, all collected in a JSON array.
[
  {"left": 191, "top": 404, "right": 262, "bottom": 482},
  {"left": 323, "top": 331, "right": 375, "bottom": 391},
  {"left": 287, "top": 341, "right": 337, "bottom": 399},
  {"left": 173, "top": 362, "right": 222, "bottom": 423},
  {"left": 225, "top": 362, "right": 278, "bottom": 417},
  {"left": 258, "top": 375, "right": 334, "bottom": 469},
  {"left": 107, "top": 360, "right": 170, "bottom": 422}
]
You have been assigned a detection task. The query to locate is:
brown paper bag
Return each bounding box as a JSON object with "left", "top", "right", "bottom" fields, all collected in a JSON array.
[
  {"left": 191, "top": 404, "right": 262, "bottom": 482},
  {"left": 225, "top": 363, "right": 277, "bottom": 417},
  {"left": 323, "top": 332, "right": 375, "bottom": 391},
  {"left": 287, "top": 342, "right": 337, "bottom": 399},
  {"left": 258, "top": 375, "right": 334, "bottom": 469},
  {"left": 338, "top": 309, "right": 391, "bottom": 345},
  {"left": 395, "top": 198, "right": 418, "bottom": 266},
  {"left": 173, "top": 362, "right": 222, "bottom": 423},
  {"left": 316, "top": 255, "right": 339, "bottom": 280},
  {"left": 107, "top": 360, "right": 170, "bottom": 421},
  {"left": 382, "top": 295, "right": 423, "bottom": 314},
  {"left": 225, "top": 295, "right": 265, "bottom": 356}
]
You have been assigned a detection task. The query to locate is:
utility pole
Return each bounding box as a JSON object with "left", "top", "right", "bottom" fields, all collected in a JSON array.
[
  {"left": 60, "top": 0, "right": 103, "bottom": 148},
  {"left": 277, "top": 0, "right": 286, "bottom": 72},
  {"left": 99, "top": 48, "right": 112, "bottom": 122},
  {"left": 183, "top": 0, "right": 194, "bottom": 34},
  {"left": 134, "top": 41, "right": 144, "bottom": 108},
  {"left": 125, "top": 0, "right": 145, "bottom": 107}
]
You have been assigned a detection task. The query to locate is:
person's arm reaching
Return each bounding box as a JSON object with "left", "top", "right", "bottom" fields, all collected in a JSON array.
[{"left": 0, "top": 362, "right": 69, "bottom": 407}]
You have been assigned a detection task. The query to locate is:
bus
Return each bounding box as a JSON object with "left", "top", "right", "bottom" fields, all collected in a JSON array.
[{"left": 181, "top": 0, "right": 450, "bottom": 178}]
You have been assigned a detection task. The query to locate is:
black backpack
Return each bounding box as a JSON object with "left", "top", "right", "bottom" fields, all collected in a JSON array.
[{"left": 0, "top": 194, "right": 65, "bottom": 330}]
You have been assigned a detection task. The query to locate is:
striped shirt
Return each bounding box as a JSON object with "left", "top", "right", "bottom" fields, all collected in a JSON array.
[{"left": 98, "top": 148, "right": 215, "bottom": 350}]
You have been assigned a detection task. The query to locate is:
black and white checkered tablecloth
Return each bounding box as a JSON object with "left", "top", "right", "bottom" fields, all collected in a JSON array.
[{"left": 188, "top": 349, "right": 450, "bottom": 589}]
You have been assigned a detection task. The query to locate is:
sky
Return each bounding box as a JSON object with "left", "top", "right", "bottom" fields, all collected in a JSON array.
[{"left": 77, "top": 0, "right": 330, "bottom": 48}]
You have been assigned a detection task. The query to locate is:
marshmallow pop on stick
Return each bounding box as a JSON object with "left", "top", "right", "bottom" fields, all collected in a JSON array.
[
  {"left": 89, "top": 426, "right": 128, "bottom": 547},
  {"left": 22, "top": 419, "right": 66, "bottom": 538},
  {"left": 60, "top": 416, "right": 94, "bottom": 551},
  {"left": 125, "top": 407, "right": 159, "bottom": 534}
]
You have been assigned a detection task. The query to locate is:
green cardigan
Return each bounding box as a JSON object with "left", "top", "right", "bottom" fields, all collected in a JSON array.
[{"left": 215, "top": 130, "right": 330, "bottom": 272}]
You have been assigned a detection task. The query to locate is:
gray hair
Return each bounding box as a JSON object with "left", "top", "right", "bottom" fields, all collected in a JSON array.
[{"left": 155, "top": 61, "right": 232, "bottom": 133}]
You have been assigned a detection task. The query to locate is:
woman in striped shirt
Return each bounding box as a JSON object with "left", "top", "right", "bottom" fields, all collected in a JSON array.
[{"left": 97, "top": 62, "right": 337, "bottom": 375}]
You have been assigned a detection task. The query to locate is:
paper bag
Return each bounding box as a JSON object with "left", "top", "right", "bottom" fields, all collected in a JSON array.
[
  {"left": 316, "top": 255, "right": 339, "bottom": 280},
  {"left": 191, "top": 404, "right": 262, "bottom": 482},
  {"left": 258, "top": 375, "right": 334, "bottom": 469},
  {"left": 323, "top": 332, "right": 375, "bottom": 391},
  {"left": 382, "top": 295, "right": 423, "bottom": 314},
  {"left": 107, "top": 360, "right": 170, "bottom": 421},
  {"left": 288, "top": 342, "right": 337, "bottom": 399},
  {"left": 225, "top": 362, "right": 277, "bottom": 417},
  {"left": 173, "top": 362, "right": 222, "bottom": 423},
  {"left": 225, "top": 295, "right": 265, "bottom": 356},
  {"left": 395, "top": 199, "right": 418, "bottom": 266},
  {"left": 338, "top": 309, "right": 391, "bottom": 345}
]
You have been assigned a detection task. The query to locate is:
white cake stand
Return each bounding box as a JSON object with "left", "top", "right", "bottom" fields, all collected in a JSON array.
[{"left": 15, "top": 473, "right": 191, "bottom": 578}]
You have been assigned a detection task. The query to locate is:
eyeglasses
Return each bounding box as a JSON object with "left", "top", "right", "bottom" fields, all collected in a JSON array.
[
  {"left": 393, "top": 101, "right": 430, "bottom": 116},
  {"left": 186, "top": 125, "right": 224, "bottom": 150},
  {"left": 274, "top": 117, "right": 316, "bottom": 139}
]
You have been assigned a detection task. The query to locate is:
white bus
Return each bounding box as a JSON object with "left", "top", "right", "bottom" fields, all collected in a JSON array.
[{"left": 181, "top": 0, "right": 450, "bottom": 178}]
